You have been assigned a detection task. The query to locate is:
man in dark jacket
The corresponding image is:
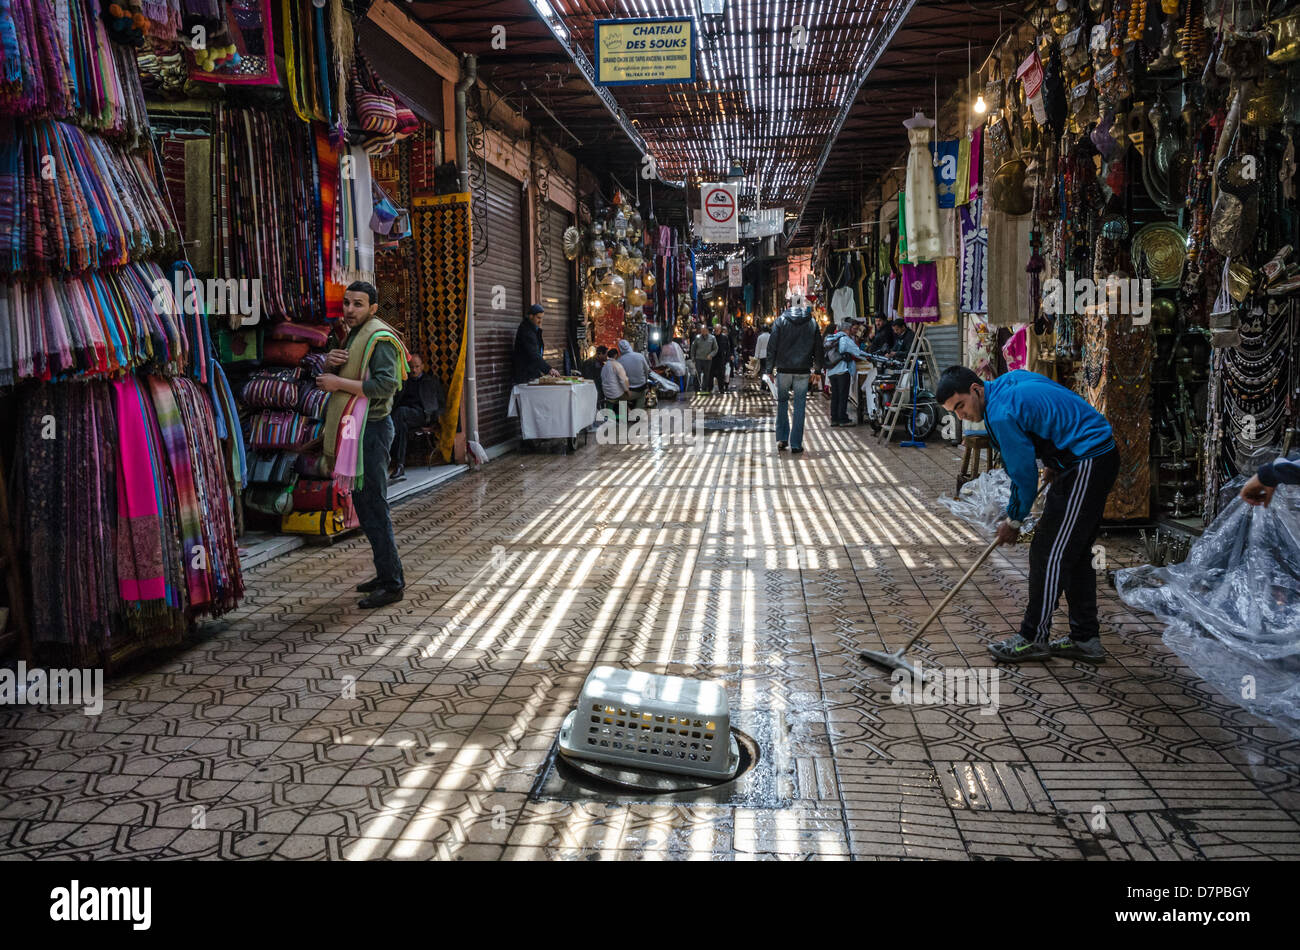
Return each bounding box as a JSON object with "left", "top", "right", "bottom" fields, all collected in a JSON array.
[
  {"left": 512, "top": 304, "right": 560, "bottom": 384},
  {"left": 889, "top": 318, "right": 915, "bottom": 360},
  {"left": 766, "top": 304, "right": 821, "bottom": 453},
  {"left": 867, "top": 314, "right": 894, "bottom": 354},
  {"left": 711, "top": 325, "right": 734, "bottom": 393},
  {"left": 389, "top": 353, "right": 446, "bottom": 481}
]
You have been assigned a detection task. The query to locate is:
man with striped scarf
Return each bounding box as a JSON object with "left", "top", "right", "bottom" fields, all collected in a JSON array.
[{"left": 938, "top": 367, "right": 1119, "bottom": 664}]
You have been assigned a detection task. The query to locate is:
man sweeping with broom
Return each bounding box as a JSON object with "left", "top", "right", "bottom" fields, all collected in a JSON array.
[
  {"left": 938, "top": 367, "right": 1118, "bottom": 664},
  {"left": 316, "top": 281, "right": 410, "bottom": 609}
]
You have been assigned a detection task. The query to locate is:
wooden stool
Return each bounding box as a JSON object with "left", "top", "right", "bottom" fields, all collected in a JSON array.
[{"left": 957, "top": 434, "right": 994, "bottom": 495}]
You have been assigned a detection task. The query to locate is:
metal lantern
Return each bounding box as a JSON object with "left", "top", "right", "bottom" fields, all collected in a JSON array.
[
  {"left": 613, "top": 208, "right": 628, "bottom": 240},
  {"left": 627, "top": 286, "right": 648, "bottom": 307},
  {"left": 600, "top": 272, "right": 626, "bottom": 299}
]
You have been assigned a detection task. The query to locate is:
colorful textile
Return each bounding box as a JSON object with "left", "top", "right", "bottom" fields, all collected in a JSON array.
[
  {"left": 112, "top": 375, "right": 171, "bottom": 606},
  {"left": 0, "top": 120, "right": 179, "bottom": 276},
  {"left": 0, "top": 0, "right": 151, "bottom": 142},
  {"left": 411, "top": 192, "right": 471, "bottom": 462},
  {"left": 240, "top": 369, "right": 302, "bottom": 409},
  {"left": 931, "top": 139, "right": 959, "bottom": 208},
  {"left": 901, "top": 262, "right": 940, "bottom": 323},
  {"left": 959, "top": 197, "right": 988, "bottom": 314},
  {"left": 247, "top": 410, "right": 323, "bottom": 449}
]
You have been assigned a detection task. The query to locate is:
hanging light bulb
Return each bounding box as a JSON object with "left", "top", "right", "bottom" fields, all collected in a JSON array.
[{"left": 974, "top": 93, "right": 987, "bottom": 115}]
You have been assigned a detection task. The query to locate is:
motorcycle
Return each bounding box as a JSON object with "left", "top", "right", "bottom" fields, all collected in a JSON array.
[{"left": 858, "top": 353, "right": 940, "bottom": 440}]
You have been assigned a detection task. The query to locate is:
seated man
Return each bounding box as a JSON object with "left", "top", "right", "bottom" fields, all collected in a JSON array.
[
  {"left": 579, "top": 347, "right": 609, "bottom": 409},
  {"left": 599, "top": 346, "right": 630, "bottom": 416},
  {"left": 888, "top": 318, "right": 914, "bottom": 360},
  {"left": 617, "top": 339, "right": 653, "bottom": 410},
  {"left": 390, "top": 352, "right": 445, "bottom": 480}
]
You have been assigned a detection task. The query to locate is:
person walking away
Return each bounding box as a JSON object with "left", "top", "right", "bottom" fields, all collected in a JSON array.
[
  {"left": 689, "top": 327, "right": 717, "bottom": 394},
  {"left": 711, "top": 325, "right": 734, "bottom": 394},
  {"left": 767, "top": 304, "right": 821, "bottom": 454},
  {"left": 600, "top": 346, "right": 630, "bottom": 418},
  {"left": 755, "top": 323, "right": 771, "bottom": 376},
  {"left": 617, "top": 339, "right": 653, "bottom": 411},
  {"left": 938, "top": 366, "right": 1119, "bottom": 663},
  {"left": 389, "top": 352, "right": 444, "bottom": 481},
  {"left": 316, "top": 281, "right": 410, "bottom": 608},
  {"left": 512, "top": 304, "right": 560, "bottom": 384},
  {"left": 1240, "top": 454, "right": 1300, "bottom": 505},
  {"left": 824, "top": 320, "right": 867, "bottom": 426}
]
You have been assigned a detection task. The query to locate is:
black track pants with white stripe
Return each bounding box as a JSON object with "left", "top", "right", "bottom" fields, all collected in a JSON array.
[{"left": 1018, "top": 447, "right": 1119, "bottom": 644}]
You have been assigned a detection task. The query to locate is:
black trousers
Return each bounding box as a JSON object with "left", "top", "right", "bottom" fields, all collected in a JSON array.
[
  {"left": 390, "top": 405, "right": 424, "bottom": 469},
  {"left": 829, "top": 372, "right": 850, "bottom": 423},
  {"left": 710, "top": 356, "right": 729, "bottom": 393},
  {"left": 1019, "top": 447, "right": 1120, "bottom": 643}
]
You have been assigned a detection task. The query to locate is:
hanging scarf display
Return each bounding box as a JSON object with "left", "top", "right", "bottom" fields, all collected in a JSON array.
[
  {"left": 212, "top": 104, "right": 326, "bottom": 322},
  {"left": 0, "top": 119, "right": 178, "bottom": 275},
  {"left": 1, "top": 261, "right": 194, "bottom": 381},
  {"left": 0, "top": 0, "right": 151, "bottom": 142},
  {"left": 336, "top": 144, "right": 375, "bottom": 284},
  {"left": 19, "top": 381, "right": 119, "bottom": 659}
]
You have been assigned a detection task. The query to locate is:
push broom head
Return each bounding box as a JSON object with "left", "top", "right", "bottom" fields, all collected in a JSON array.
[{"left": 859, "top": 649, "right": 930, "bottom": 682}]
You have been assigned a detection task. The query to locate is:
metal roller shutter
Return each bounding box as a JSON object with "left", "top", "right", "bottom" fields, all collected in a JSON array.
[
  {"left": 925, "top": 324, "right": 961, "bottom": 379},
  {"left": 475, "top": 165, "right": 526, "bottom": 448},
  {"left": 539, "top": 201, "right": 574, "bottom": 371}
]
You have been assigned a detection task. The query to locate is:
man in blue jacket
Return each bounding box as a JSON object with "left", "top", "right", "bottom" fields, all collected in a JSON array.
[
  {"left": 938, "top": 366, "right": 1119, "bottom": 663},
  {"left": 1240, "top": 455, "right": 1300, "bottom": 506},
  {"left": 823, "top": 320, "right": 868, "bottom": 426}
]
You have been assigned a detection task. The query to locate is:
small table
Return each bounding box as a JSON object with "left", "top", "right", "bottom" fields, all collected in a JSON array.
[{"left": 508, "top": 380, "right": 599, "bottom": 443}]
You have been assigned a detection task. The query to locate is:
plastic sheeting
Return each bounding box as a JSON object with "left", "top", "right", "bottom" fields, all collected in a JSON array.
[
  {"left": 937, "top": 468, "right": 1040, "bottom": 537},
  {"left": 1115, "top": 481, "right": 1300, "bottom": 737}
]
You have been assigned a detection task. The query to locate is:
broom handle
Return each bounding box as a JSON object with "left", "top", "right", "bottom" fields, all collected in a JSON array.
[
  {"left": 895, "top": 481, "right": 1046, "bottom": 654},
  {"left": 894, "top": 535, "right": 1002, "bottom": 655}
]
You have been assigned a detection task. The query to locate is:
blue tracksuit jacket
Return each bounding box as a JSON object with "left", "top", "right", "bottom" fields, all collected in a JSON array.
[
  {"left": 1257, "top": 455, "right": 1300, "bottom": 487},
  {"left": 982, "top": 371, "right": 1116, "bottom": 522}
]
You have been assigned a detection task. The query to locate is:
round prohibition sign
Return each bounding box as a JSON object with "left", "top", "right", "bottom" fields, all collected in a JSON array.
[{"left": 704, "top": 187, "right": 735, "bottom": 223}]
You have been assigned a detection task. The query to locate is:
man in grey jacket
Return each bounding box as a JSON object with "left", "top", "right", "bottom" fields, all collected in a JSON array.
[
  {"left": 766, "top": 305, "right": 822, "bottom": 453},
  {"left": 689, "top": 327, "right": 718, "bottom": 394}
]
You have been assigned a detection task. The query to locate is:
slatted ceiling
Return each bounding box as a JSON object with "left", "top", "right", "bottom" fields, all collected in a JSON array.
[
  {"left": 475, "top": 164, "right": 527, "bottom": 448},
  {"left": 541, "top": 200, "right": 574, "bottom": 370},
  {"left": 403, "top": 0, "right": 1013, "bottom": 239}
]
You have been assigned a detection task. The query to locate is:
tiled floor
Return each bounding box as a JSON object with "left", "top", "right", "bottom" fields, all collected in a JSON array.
[{"left": 3, "top": 391, "right": 1299, "bottom": 860}]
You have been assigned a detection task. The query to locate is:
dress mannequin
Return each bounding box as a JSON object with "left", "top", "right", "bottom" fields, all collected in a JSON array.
[{"left": 903, "top": 111, "right": 942, "bottom": 263}]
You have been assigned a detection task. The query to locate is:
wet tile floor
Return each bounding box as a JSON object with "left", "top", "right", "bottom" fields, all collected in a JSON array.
[{"left": 3, "top": 391, "right": 1299, "bottom": 860}]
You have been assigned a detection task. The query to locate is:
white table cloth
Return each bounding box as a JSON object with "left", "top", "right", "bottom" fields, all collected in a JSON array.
[{"left": 508, "top": 381, "right": 598, "bottom": 439}]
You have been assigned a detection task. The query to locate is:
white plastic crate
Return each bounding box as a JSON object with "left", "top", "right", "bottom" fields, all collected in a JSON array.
[{"left": 558, "top": 666, "right": 736, "bottom": 779}]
